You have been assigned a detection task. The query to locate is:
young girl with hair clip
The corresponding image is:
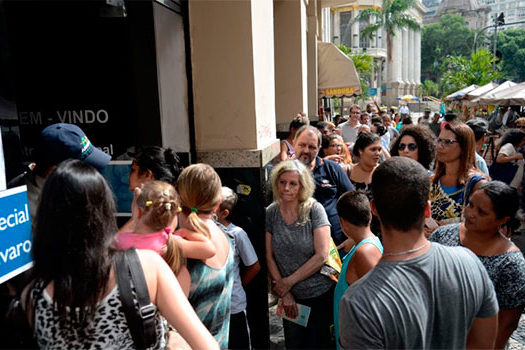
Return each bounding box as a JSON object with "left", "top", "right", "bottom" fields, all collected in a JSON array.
[
  {"left": 115, "top": 181, "right": 215, "bottom": 294},
  {"left": 175, "top": 164, "right": 234, "bottom": 349}
]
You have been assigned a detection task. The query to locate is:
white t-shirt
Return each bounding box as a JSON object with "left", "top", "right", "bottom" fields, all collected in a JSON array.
[
  {"left": 499, "top": 143, "right": 524, "bottom": 188},
  {"left": 338, "top": 121, "right": 361, "bottom": 145},
  {"left": 221, "top": 223, "right": 258, "bottom": 314}
]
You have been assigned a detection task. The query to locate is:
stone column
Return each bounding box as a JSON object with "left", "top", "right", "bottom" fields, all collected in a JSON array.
[
  {"left": 188, "top": 1, "right": 279, "bottom": 347},
  {"left": 332, "top": 8, "right": 340, "bottom": 45},
  {"left": 351, "top": 9, "right": 359, "bottom": 49},
  {"left": 307, "top": 0, "right": 318, "bottom": 120},
  {"left": 408, "top": 29, "right": 415, "bottom": 95},
  {"left": 401, "top": 28, "right": 409, "bottom": 95},
  {"left": 274, "top": 0, "right": 308, "bottom": 130},
  {"left": 415, "top": 29, "right": 421, "bottom": 88},
  {"left": 386, "top": 30, "right": 403, "bottom": 104}
]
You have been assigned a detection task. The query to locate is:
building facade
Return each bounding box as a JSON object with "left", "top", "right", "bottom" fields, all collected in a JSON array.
[{"left": 321, "top": 0, "right": 424, "bottom": 106}]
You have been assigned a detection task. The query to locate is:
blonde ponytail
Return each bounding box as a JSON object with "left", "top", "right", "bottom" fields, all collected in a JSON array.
[{"left": 164, "top": 231, "right": 185, "bottom": 274}]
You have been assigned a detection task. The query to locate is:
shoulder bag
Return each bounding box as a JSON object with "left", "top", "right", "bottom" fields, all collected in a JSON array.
[{"left": 114, "top": 249, "right": 158, "bottom": 349}]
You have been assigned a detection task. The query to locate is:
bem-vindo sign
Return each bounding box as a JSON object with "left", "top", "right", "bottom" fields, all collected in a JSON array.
[{"left": 0, "top": 186, "right": 32, "bottom": 284}]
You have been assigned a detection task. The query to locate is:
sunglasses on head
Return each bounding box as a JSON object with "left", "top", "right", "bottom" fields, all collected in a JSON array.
[{"left": 398, "top": 143, "right": 417, "bottom": 151}]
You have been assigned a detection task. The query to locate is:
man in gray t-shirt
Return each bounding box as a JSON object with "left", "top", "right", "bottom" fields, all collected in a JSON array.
[{"left": 338, "top": 158, "right": 499, "bottom": 349}]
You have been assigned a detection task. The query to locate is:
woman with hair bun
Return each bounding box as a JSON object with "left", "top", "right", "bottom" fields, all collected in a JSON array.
[
  {"left": 129, "top": 146, "right": 182, "bottom": 189},
  {"left": 176, "top": 164, "right": 234, "bottom": 348},
  {"left": 266, "top": 159, "right": 333, "bottom": 349},
  {"left": 122, "top": 146, "right": 183, "bottom": 233},
  {"left": 430, "top": 181, "right": 525, "bottom": 349}
]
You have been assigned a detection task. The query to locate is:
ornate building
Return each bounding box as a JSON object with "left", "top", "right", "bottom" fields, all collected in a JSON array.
[
  {"left": 321, "top": 0, "right": 425, "bottom": 105},
  {"left": 423, "top": 0, "right": 490, "bottom": 29}
]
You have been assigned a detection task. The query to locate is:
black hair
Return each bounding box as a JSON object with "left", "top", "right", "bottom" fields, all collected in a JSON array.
[
  {"left": 321, "top": 135, "right": 331, "bottom": 150},
  {"left": 371, "top": 116, "right": 383, "bottom": 124},
  {"left": 372, "top": 122, "right": 387, "bottom": 136},
  {"left": 316, "top": 121, "right": 329, "bottom": 131},
  {"left": 134, "top": 146, "right": 182, "bottom": 186},
  {"left": 352, "top": 132, "right": 381, "bottom": 158},
  {"left": 33, "top": 160, "right": 117, "bottom": 325},
  {"left": 337, "top": 191, "right": 371, "bottom": 227},
  {"left": 402, "top": 116, "right": 413, "bottom": 125},
  {"left": 499, "top": 129, "right": 525, "bottom": 148},
  {"left": 478, "top": 181, "right": 521, "bottom": 231},
  {"left": 390, "top": 125, "right": 436, "bottom": 170},
  {"left": 371, "top": 157, "right": 430, "bottom": 231},
  {"left": 444, "top": 112, "right": 458, "bottom": 122},
  {"left": 289, "top": 117, "right": 308, "bottom": 131}
]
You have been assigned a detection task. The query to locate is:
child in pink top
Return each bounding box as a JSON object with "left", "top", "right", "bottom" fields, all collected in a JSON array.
[{"left": 115, "top": 180, "right": 215, "bottom": 276}]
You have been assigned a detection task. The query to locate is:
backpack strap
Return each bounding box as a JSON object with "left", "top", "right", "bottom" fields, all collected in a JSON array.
[{"left": 115, "top": 249, "right": 157, "bottom": 349}]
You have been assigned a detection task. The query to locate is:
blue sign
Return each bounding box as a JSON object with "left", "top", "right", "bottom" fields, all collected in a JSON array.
[
  {"left": 0, "top": 186, "right": 32, "bottom": 284},
  {"left": 367, "top": 88, "right": 378, "bottom": 96}
]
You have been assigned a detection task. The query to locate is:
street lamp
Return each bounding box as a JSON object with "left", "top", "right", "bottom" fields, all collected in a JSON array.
[{"left": 493, "top": 12, "right": 504, "bottom": 70}]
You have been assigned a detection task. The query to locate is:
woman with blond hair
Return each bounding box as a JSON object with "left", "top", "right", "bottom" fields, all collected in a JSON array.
[
  {"left": 430, "top": 122, "right": 487, "bottom": 226},
  {"left": 176, "top": 164, "right": 234, "bottom": 348},
  {"left": 266, "top": 160, "right": 333, "bottom": 349}
]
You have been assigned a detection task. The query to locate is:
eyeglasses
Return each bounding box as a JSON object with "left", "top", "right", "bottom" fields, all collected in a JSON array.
[
  {"left": 329, "top": 144, "right": 343, "bottom": 148},
  {"left": 437, "top": 138, "right": 458, "bottom": 146},
  {"left": 350, "top": 111, "right": 360, "bottom": 115},
  {"left": 516, "top": 125, "right": 525, "bottom": 129},
  {"left": 399, "top": 143, "right": 417, "bottom": 151}
]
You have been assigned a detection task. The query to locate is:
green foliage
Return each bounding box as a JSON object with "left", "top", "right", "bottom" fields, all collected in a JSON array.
[
  {"left": 421, "top": 15, "right": 476, "bottom": 82},
  {"left": 339, "top": 44, "right": 374, "bottom": 100},
  {"left": 420, "top": 80, "right": 439, "bottom": 97},
  {"left": 356, "top": 0, "right": 420, "bottom": 62},
  {"left": 498, "top": 29, "right": 525, "bottom": 82},
  {"left": 440, "top": 49, "right": 501, "bottom": 96}
]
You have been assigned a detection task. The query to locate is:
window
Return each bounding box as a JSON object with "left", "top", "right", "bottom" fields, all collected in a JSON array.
[{"left": 340, "top": 11, "right": 352, "bottom": 48}]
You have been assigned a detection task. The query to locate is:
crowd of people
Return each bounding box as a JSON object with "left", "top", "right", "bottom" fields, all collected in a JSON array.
[{"left": 1, "top": 99, "right": 525, "bottom": 350}]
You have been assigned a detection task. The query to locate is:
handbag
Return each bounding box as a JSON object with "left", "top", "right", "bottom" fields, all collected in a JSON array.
[
  {"left": 4, "top": 280, "right": 39, "bottom": 349},
  {"left": 489, "top": 161, "right": 518, "bottom": 184},
  {"left": 114, "top": 249, "right": 158, "bottom": 349}
]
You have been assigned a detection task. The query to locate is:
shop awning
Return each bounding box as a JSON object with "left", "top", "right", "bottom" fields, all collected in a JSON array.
[
  {"left": 479, "top": 82, "right": 525, "bottom": 105},
  {"left": 444, "top": 84, "right": 478, "bottom": 101},
  {"left": 468, "top": 81, "right": 516, "bottom": 106},
  {"left": 318, "top": 41, "right": 361, "bottom": 98}
]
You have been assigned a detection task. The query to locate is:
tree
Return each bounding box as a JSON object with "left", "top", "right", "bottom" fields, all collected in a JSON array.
[
  {"left": 440, "top": 49, "right": 501, "bottom": 96},
  {"left": 421, "top": 15, "right": 475, "bottom": 82},
  {"left": 355, "top": 0, "right": 420, "bottom": 64},
  {"left": 339, "top": 44, "right": 374, "bottom": 100},
  {"left": 420, "top": 79, "right": 439, "bottom": 97},
  {"left": 498, "top": 29, "right": 525, "bottom": 82}
]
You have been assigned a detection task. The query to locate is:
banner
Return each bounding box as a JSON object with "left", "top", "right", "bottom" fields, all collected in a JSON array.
[{"left": 0, "top": 186, "right": 32, "bottom": 284}]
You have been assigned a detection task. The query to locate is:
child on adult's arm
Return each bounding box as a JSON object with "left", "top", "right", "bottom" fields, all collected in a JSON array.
[
  {"left": 333, "top": 191, "right": 383, "bottom": 349},
  {"left": 216, "top": 187, "right": 261, "bottom": 350}
]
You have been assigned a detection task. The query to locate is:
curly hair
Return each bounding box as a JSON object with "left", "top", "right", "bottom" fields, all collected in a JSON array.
[{"left": 390, "top": 125, "right": 436, "bottom": 170}]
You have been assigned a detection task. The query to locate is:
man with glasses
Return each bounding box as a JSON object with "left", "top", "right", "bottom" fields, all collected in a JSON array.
[
  {"left": 293, "top": 126, "right": 354, "bottom": 246},
  {"left": 337, "top": 105, "right": 362, "bottom": 146}
]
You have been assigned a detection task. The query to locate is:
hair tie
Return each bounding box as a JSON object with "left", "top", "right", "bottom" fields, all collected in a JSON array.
[
  {"left": 191, "top": 207, "right": 199, "bottom": 214},
  {"left": 145, "top": 200, "right": 153, "bottom": 207},
  {"left": 176, "top": 206, "right": 182, "bottom": 213},
  {"left": 165, "top": 202, "right": 172, "bottom": 211},
  {"left": 164, "top": 227, "right": 172, "bottom": 234}
]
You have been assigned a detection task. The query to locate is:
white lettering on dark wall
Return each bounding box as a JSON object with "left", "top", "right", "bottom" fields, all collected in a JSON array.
[
  {"left": 57, "top": 110, "right": 109, "bottom": 124},
  {"left": 19, "top": 112, "right": 42, "bottom": 125},
  {"left": 18, "top": 109, "right": 110, "bottom": 125}
]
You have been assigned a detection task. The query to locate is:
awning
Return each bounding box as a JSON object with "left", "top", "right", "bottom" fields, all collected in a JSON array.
[
  {"left": 478, "top": 82, "right": 525, "bottom": 105},
  {"left": 318, "top": 41, "right": 361, "bottom": 98},
  {"left": 444, "top": 84, "right": 478, "bottom": 101},
  {"left": 464, "top": 82, "right": 499, "bottom": 100},
  {"left": 468, "top": 81, "right": 516, "bottom": 106}
]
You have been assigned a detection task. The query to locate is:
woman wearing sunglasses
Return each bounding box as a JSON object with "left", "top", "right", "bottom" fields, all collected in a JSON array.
[
  {"left": 429, "top": 122, "right": 487, "bottom": 227},
  {"left": 390, "top": 125, "right": 436, "bottom": 171}
]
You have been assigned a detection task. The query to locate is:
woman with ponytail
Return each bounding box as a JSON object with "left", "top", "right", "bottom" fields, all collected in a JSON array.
[{"left": 176, "top": 164, "right": 234, "bottom": 349}]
